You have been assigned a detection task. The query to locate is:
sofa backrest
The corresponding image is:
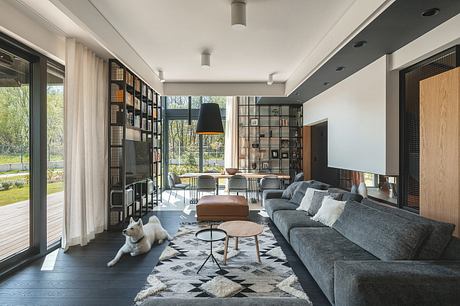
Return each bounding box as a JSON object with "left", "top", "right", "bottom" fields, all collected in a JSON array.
[
  {"left": 362, "top": 198, "right": 455, "bottom": 260},
  {"left": 441, "top": 237, "right": 460, "bottom": 260},
  {"left": 333, "top": 201, "right": 432, "bottom": 260},
  {"left": 327, "top": 188, "right": 364, "bottom": 203}
]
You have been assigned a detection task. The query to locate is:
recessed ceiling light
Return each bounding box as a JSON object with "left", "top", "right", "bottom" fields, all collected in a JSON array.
[
  {"left": 294, "top": 92, "right": 300, "bottom": 96},
  {"left": 323, "top": 82, "right": 329, "bottom": 86},
  {"left": 158, "top": 70, "right": 165, "bottom": 83},
  {"left": 421, "top": 8, "right": 440, "bottom": 17},
  {"left": 201, "top": 52, "right": 211, "bottom": 68},
  {"left": 336, "top": 66, "right": 345, "bottom": 72},
  {"left": 231, "top": 0, "right": 246, "bottom": 29},
  {"left": 267, "top": 73, "right": 274, "bottom": 85},
  {"left": 353, "top": 40, "right": 367, "bottom": 48}
]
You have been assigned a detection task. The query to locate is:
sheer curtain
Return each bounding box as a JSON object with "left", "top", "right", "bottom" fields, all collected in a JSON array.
[
  {"left": 224, "top": 96, "right": 239, "bottom": 168},
  {"left": 62, "top": 38, "right": 108, "bottom": 250}
]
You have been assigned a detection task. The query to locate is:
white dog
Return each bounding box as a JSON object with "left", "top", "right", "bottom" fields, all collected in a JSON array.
[{"left": 107, "top": 215, "right": 172, "bottom": 267}]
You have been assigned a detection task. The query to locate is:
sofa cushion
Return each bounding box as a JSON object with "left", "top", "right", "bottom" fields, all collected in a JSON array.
[
  {"left": 272, "top": 210, "right": 325, "bottom": 242},
  {"left": 289, "top": 182, "right": 311, "bottom": 205},
  {"left": 442, "top": 237, "right": 460, "bottom": 260},
  {"left": 290, "top": 227, "right": 377, "bottom": 304},
  {"left": 297, "top": 188, "right": 327, "bottom": 212},
  {"left": 339, "top": 192, "right": 363, "bottom": 203},
  {"left": 311, "top": 197, "right": 346, "bottom": 227},
  {"left": 281, "top": 181, "right": 302, "bottom": 199},
  {"left": 265, "top": 198, "right": 297, "bottom": 219},
  {"left": 307, "top": 191, "right": 341, "bottom": 216},
  {"left": 362, "top": 198, "right": 455, "bottom": 260},
  {"left": 333, "top": 201, "right": 431, "bottom": 260}
]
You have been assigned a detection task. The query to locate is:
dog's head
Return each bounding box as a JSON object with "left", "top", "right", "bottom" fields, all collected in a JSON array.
[{"left": 122, "top": 217, "right": 144, "bottom": 238}]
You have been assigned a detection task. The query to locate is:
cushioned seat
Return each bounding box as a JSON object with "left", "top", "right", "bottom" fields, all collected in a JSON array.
[
  {"left": 264, "top": 198, "right": 297, "bottom": 219},
  {"left": 290, "top": 227, "right": 377, "bottom": 304},
  {"left": 272, "top": 210, "right": 325, "bottom": 242},
  {"left": 197, "top": 195, "right": 249, "bottom": 221}
]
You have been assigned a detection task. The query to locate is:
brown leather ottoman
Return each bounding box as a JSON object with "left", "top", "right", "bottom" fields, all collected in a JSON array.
[{"left": 197, "top": 195, "right": 249, "bottom": 221}]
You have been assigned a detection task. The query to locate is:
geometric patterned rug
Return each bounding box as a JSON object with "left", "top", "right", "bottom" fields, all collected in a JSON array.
[{"left": 134, "top": 222, "right": 311, "bottom": 304}]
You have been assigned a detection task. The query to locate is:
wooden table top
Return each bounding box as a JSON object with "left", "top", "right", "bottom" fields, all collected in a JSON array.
[
  {"left": 218, "top": 221, "right": 264, "bottom": 238},
  {"left": 179, "top": 172, "right": 290, "bottom": 179}
]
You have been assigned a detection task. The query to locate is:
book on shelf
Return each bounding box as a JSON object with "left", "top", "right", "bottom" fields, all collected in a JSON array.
[
  {"left": 134, "top": 115, "right": 141, "bottom": 128},
  {"left": 126, "top": 91, "right": 133, "bottom": 106},
  {"left": 111, "top": 64, "right": 124, "bottom": 81},
  {"left": 111, "top": 84, "right": 124, "bottom": 102},
  {"left": 134, "top": 97, "right": 141, "bottom": 110},
  {"left": 134, "top": 78, "right": 141, "bottom": 92},
  {"left": 125, "top": 71, "right": 133, "bottom": 86}
]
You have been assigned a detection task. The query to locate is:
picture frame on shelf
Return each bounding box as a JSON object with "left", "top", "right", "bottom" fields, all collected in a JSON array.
[
  {"left": 262, "top": 162, "right": 269, "bottom": 169},
  {"left": 250, "top": 118, "right": 259, "bottom": 126},
  {"left": 271, "top": 149, "right": 279, "bottom": 158},
  {"left": 281, "top": 152, "right": 289, "bottom": 159}
]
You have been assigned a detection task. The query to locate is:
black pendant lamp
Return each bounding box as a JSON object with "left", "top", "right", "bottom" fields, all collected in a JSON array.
[{"left": 196, "top": 103, "right": 224, "bottom": 135}]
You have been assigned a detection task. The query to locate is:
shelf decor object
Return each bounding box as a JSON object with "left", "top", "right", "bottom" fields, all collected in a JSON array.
[
  {"left": 196, "top": 103, "right": 224, "bottom": 135},
  {"left": 237, "top": 98, "right": 303, "bottom": 180},
  {"left": 108, "top": 59, "right": 162, "bottom": 230}
]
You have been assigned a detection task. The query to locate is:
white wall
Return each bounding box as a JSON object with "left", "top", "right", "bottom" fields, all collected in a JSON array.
[
  {"left": 303, "top": 13, "right": 460, "bottom": 176},
  {"left": 303, "top": 55, "right": 398, "bottom": 175}
]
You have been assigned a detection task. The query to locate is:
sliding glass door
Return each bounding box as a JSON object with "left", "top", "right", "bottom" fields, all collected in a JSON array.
[{"left": 0, "top": 47, "right": 31, "bottom": 261}]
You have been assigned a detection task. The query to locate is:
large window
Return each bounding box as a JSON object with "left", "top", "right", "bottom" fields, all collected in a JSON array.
[
  {"left": 0, "top": 34, "right": 65, "bottom": 273},
  {"left": 164, "top": 96, "right": 226, "bottom": 187},
  {"left": 0, "top": 47, "right": 31, "bottom": 261},
  {"left": 46, "top": 65, "right": 64, "bottom": 247}
]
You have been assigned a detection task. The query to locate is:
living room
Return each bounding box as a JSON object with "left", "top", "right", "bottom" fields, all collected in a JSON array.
[{"left": 0, "top": 0, "right": 460, "bottom": 305}]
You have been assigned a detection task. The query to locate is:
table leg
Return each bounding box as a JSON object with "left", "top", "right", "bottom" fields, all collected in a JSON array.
[
  {"left": 235, "top": 237, "right": 239, "bottom": 250},
  {"left": 255, "top": 235, "right": 261, "bottom": 263},
  {"left": 223, "top": 236, "right": 229, "bottom": 265}
]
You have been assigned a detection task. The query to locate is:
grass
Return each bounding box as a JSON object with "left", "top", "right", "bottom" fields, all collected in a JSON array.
[
  {"left": 0, "top": 181, "right": 64, "bottom": 207},
  {"left": 0, "top": 154, "right": 63, "bottom": 164}
]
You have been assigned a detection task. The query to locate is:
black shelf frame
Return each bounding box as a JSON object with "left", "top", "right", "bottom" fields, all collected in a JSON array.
[
  {"left": 237, "top": 99, "right": 303, "bottom": 180},
  {"left": 107, "top": 59, "right": 161, "bottom": 230}
]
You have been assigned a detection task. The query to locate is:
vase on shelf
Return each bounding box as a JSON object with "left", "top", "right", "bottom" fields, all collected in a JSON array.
[{"left": 358, "top": 173, "right": 368, "bottom": 198}]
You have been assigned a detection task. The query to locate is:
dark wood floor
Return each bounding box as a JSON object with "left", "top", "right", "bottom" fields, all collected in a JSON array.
[{"left": 0, "top": 211, "right": 330, "bottom": 306}]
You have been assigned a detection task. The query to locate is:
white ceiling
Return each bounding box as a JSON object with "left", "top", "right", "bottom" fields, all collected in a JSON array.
[{"left": 89, "top": 0, "right": 356, "bottom": 83}]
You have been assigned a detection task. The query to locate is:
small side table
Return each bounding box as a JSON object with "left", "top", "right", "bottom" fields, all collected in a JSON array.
[
  {"left": 218, "top": 221, "right": 264, "bottom": 265},
  {"left": 195, "top": 225, "right": 227, "bottom": 274}
]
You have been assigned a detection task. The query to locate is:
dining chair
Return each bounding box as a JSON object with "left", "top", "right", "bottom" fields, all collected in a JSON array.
[
  {"left": 196, "top": 175, "right": 217, "bottom": 199},
  {"left": 258, "top": 175, "right": 281, "bottom": 201},
  {"left": 293, "top": 172, "right": 304, "bottom": 182},
  {"left": 228, "top": 175, "right": 248, "bottom": 198},
  {"left": 167, "top": 172, "right": 189, "bottom": 203}
]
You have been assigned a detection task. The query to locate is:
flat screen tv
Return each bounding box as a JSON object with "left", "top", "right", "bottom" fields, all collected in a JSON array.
[{"left": 125, "top": 140, "right": 151, "bottom": 184}]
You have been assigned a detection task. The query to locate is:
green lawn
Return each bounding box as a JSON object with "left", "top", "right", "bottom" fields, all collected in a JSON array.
[
  {"left": 0, "top": 181, "right": 64, "bottom": 207},
  {"left": 0, "top": 154, "right": 63, "bottom": 164}
]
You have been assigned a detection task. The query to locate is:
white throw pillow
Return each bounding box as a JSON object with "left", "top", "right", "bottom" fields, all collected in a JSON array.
[
  {"left": 311, "top": 196, "right": 346, "bottom": 227},
  {"left": 297, "top": 188, "right": 327, "bottom": 211}
]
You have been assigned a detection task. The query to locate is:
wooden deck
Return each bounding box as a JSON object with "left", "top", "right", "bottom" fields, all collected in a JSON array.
[{"left": 0, "top": 192, "right": 63, "bottom": 261}]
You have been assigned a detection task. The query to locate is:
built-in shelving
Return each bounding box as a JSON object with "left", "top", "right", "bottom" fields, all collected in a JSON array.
[
  {"left": 237, "top": 98, "right": 303, "bottom": 180},
  {"left": 108, "top": 59, "right": 162, "bottom": 230}
]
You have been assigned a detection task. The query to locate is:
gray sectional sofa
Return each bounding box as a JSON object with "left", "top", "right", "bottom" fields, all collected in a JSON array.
[{"left": 263, "top": 181, "right": 460, "bottom": 306}]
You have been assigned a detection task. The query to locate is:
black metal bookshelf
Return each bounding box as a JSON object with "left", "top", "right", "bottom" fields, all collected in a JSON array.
[
  {"left": 108, "top": 59, "right": 161, "bottom": 230},
  {"left": 237, "top": 98, "right": 303, "bottom": 180}
]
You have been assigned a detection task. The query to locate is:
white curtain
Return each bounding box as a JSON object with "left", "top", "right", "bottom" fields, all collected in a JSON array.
[
  {"left": 62, "top": 38, "right": 108, "bottom": 250},
  {"left": 224, "top": 97, "right": 239, "bottom": 168}
]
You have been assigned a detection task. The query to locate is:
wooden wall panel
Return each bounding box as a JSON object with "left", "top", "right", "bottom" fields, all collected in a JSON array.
[
  {"left": 303, "top": 126, "right": 311, "bottom": 180},
  {"left": 420, "top": 67, "right": 460, "bottom": 237}
]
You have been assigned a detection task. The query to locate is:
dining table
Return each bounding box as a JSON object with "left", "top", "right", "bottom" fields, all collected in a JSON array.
[{"left": 179, "top": 172, "right": 291, "bottom": 204}]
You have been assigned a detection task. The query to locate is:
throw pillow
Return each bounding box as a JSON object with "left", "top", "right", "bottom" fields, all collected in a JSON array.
[
  {"left": 307, "top": 191, "right": 341, "bottom": 216},
  {"left": 281, "top": 181, "right": 303, "bottom": 199},
  {"left": 312, "top": 196, "right": 346, "bottom": 227},
  {"left": 289, "top": 182, "right": 311, "bottom": 205},
  {"left": 297, "top": 188, "right": 327, "bottom": 212}
]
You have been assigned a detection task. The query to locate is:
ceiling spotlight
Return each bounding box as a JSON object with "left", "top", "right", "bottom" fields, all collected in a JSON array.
[
  {"left": 323, "top": 82, "right": 329, "bottom": 86},
  {"left": 267, "top": 73, "right": 274, "bottom": 85},
  {"left": 421, "top": 8, "right": 440, "bottom": 17},
  {"left": 158, "top": 70, "right": 165, "bottom": 83},
  {"left": 336, "top": 66, "right": 345, "bottom": 72},
  {"left": 231, "top": 0, "right": 246, "bottom": 29},
  {"left": 353, "top": 40, "right": 367, "bottom": 48},
  {"left": 201, "top": 52, "right": 211, "bottom": 68}
]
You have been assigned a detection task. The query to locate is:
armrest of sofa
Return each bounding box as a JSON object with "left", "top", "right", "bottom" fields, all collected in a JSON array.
[
  {"left": 262, "top": 189, "right": 284, "bottom": 206},
  {"left": 334, "top": 260, "right": 460, "bottom": 306}
]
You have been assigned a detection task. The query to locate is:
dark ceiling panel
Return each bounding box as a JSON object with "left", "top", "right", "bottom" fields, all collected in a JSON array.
[{"left": 258, "top": 0, "right": 460, "bottom": 105}]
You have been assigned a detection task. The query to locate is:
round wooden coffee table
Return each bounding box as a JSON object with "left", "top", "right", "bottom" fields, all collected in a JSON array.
[{"left": 218, "top": 220, "right": 264, "bottom": 264}]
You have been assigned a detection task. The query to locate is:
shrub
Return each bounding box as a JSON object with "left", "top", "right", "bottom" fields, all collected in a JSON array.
[
  {"left": 2, "top": 181, "right": 13, "bottom": 190},
  {"left": 15, "top": 180, "right": 25, "bottom": 188}
]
